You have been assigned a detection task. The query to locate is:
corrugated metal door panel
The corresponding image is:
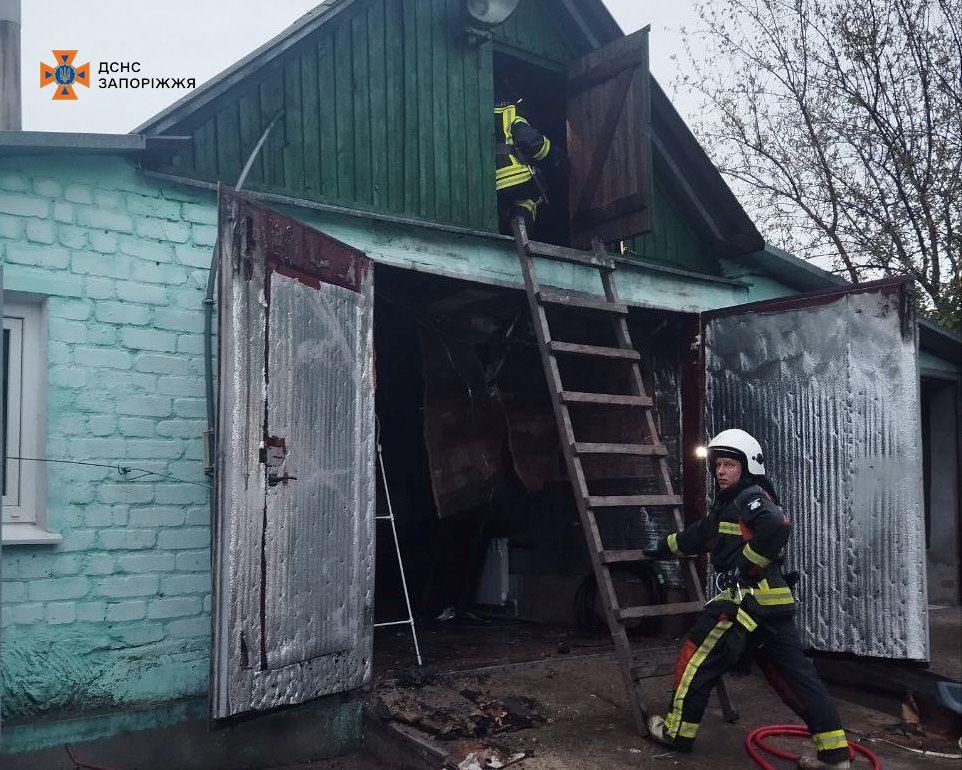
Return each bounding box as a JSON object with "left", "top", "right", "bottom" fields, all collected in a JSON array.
[
  {"left": 213, "top": 187, "right": 375, "bottom": 719},
  {"left": 263, "top": 272, "right": 374, "bottom": 669},
  {"left": 703, "top": 278, "right": 928, "bottom": 660}
]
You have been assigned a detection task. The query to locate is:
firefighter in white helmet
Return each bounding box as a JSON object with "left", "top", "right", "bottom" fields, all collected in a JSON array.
[{"left": 642, "top": 429, "right": 851, "bottom": 770}]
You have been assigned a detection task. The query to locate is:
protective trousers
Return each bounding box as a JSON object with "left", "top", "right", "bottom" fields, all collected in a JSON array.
[
  {"left": 665, "top": 608, "right": 849, "bottom": 763},
  {"left": 497, "top": 178, "right": 541, "bottom": 229}
]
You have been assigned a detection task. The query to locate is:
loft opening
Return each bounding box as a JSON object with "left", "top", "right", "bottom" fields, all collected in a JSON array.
[{"left": 492, "top": 50, "right": 571, "bottom": 247}]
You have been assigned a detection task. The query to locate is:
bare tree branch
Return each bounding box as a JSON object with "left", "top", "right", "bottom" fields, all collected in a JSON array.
[{"left": 679, "top": 0, "right": 962, "bottom": 330}]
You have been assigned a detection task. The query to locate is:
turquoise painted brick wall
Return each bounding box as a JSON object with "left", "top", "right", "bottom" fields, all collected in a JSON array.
[{"left": 0, "top": 155, "right": 219, "bottom": 740}]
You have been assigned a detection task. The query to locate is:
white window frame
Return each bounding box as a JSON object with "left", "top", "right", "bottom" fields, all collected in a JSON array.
[{"left": 2, "top": 298, "right": 58, "bottom": 544}]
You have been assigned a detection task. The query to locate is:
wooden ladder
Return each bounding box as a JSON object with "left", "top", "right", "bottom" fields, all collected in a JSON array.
[{"left": 511, "top": 218, "right": 738, "bottom": 734}]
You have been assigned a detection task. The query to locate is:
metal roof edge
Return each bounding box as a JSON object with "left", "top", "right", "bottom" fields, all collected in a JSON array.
[
  {"left": 144, "top": 168, "right": 748, "bottom": 291},
  {"left": 919, "top": 318, "right": 962, "bottom": 362},
  {"left": 0, "top": 131, "right": 190, "bottom": 155},
  {"left": 734, "top": 242, "right": 848, "bottom": 292},
  {"left": 736, "top": 244, "right": 961, "bottom": 358}
]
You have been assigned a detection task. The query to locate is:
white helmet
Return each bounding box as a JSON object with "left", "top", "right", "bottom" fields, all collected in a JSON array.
[{"left": 707, "top": 429, "right": 765, "bottom": 475}]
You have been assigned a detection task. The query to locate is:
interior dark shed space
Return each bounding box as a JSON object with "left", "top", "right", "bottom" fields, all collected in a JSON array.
[{"left": 371, "top": 265, "right": 701, "bottom": 672}]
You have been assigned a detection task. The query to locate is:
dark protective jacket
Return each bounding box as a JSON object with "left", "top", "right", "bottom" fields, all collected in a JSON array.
[
  {"left": 659, "top": 477, "right": 795, "bottom": 613},
  {"left": 494, "top": 101, "right": 558, "bottom": 192}
]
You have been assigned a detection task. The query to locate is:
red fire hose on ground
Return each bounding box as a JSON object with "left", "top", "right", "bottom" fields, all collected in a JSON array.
[{"left": 746, "top": 725, "right": 882, "bottom": 769}]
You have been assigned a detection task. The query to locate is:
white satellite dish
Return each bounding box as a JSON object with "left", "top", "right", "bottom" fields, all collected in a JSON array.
[{"left": 464, "top": 0, "right": 523, "bottom": 28}]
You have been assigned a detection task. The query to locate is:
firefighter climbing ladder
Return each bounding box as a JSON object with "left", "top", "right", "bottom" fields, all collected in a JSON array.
[{"left": 511, "top": 218, "right": 737, "bottom": 734}]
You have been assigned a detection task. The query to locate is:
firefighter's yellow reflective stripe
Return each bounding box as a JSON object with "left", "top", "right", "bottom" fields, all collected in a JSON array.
[
  {"left": 677, "top": 721, "right": 699, "bottom": 739},
  {"left": 736, "top": 608, "right": 757, "bottom": 631},
  {"left": 532, "top": 136, "right": 551, "bottom": 161},
  {"left": 497, "top": 105, "right": 517, "bottom": 142},
  {"left": 812, "top": 730, "right": 848, "bottom": 752},
  {"left": 496, "top": 166, "right": 533, "bottom": 190},
  {"left": 665, "top": 620, "right": 732, "bottom": 738},
  {"left": 496, "top": 165, "right": 531, "bottom": 183},
  {"left": 718, "top": 521, "right": 742, "bottom": 536},
  {"left": 754, "top": 587, "right": 794, "bottom": 606},
  {"left": 517, "top": 199, "right": 538, "bottom": 217},
  {"left": 667, "top": 533, "right": 683, "bottom": 557},
  {"left": 710, "top": 586, "right": 794, "bottom": 606},
  {"left": 743, "top": 542, "right": 772, "bottom": 567}
]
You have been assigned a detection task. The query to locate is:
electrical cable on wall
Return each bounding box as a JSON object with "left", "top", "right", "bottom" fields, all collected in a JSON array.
[{"left": 7, "top": 456, "right": 208, "bottom": 486}]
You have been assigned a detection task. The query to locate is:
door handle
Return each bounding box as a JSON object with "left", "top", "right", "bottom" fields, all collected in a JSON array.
[{"left": 267, "top": 473, "right": 298, "bottom": 487}]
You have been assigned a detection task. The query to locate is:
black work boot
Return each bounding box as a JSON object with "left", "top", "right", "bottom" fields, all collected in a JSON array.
[
  {"left": 645, "top": 715, "right": 693, "bottom": 753},
  {"left": 797, "top": 755, "right": 851, "bottom": 769}
]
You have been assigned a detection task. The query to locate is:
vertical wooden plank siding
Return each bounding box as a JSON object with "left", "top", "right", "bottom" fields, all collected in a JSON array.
[
  {"left": 626, "top": 179, "right": 721, "bottom": 275},
  {"left": 193, "top": 120, "right": 217, "bottom": 177},
  {"left": 401, "top": 0, "right": 420, "bottom": 216},
  {"left": 491, "top": 0, "right": 582, "bottom": 65},
  {"left": 334, "top": 20, "right": 355, "bottom": 202},
  {"left": 215, "top": 103, "right": 242, "bottom": 184},
  {"left": 367, "top": 3, "right": 388, "bottom": 212},
  {"left": 317, "top": 39, "right": 338, "bottom": 199},
  {"left": 447, "top": 15, "right": 468, "bottom": 226},
  {"left": 170, "top": 0, "right": 517, "bottom": 233},
  {"left": 238, "top": 89, "right": 264, "bottom": 185},
  {"left": 385, "top": 0, "right": 405, "bottom": 214},
  {"left": 259, "top": 68, "right": 285, "bottom": 189},
  {"left": 416, "top": 0, "right": 436, "bottom": 220},
  {"left": 477, "top": 40, "right": 497, "bottom": 230},
  {"left": 301, "top": 48, "right": 322, "bottom": 194},
  {"left": 351, "top": 13, "right": 372, "bottom": 206},
  {"left": 431, "top": 0, "right": 452, "bottom": 224},
  {"left": 462, "top": 37, "right": 482, "bottom": 229},
  {"left": 283, "top": 58, "right": 306, "bottom": 193}
]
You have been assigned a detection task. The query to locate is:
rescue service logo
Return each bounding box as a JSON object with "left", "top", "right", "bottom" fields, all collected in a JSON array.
[{"left": 40, "top": 50, "right": 91, "bottom": 101}]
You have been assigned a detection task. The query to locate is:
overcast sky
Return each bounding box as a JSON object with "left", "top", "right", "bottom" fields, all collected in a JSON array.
[{"left": 19, "top": 0, "right": 700, "bottom": 134}]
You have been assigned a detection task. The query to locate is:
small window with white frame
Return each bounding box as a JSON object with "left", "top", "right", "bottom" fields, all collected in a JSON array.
[{"left": 2, "top": 299, "right": 56, "bottom": 544}]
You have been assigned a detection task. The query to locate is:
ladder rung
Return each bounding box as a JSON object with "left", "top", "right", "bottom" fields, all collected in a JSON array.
[
  {"left": 588, "top": 495, "right": 683, "bottom": 508},
  {"left": 619, "top": 601, "right": 704, "bottom": 621},
  {"left": 538, "top": 288, "right": 628, "bottom": 315},
  {"left": 601, "top": 549, "right": 650, "bottom": 564},
  {"left": 575, "top": 442, "right": 667, "bottom": 456},
  {"left": 601, "top": 549, "right": 694, "bottom": 564},
  {"left": 548, "top": 341, "right": 640, "bottom": 361},
  {"left": 561, "top": 391, "right": 653, "bottom": 407},
  {"left": 526, "top": 240, "right": 615, "bottom": 270}
]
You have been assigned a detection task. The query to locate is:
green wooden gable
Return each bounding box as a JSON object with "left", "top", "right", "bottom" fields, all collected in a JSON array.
[
  {"left": 144, "top": 0, "right": 744, "bottom": 278},
  {"left": 168, "top": 0, "right": 498, "bottom": 230},
  {"left": 491, "top": 0, "right": 588, "bottom": 67}
]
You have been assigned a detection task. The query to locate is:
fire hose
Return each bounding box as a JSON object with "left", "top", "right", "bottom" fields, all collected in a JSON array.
[{"left": 746, "top": 725, "right": 882, "bottom": 769}]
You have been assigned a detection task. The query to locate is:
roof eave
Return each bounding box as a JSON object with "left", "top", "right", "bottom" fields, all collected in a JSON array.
[
  {"left": 0, "top": 131, "right": 191, "bottom": 157},
  {"left": 919, "top": 318, "right": 962, "bottom": 363}
]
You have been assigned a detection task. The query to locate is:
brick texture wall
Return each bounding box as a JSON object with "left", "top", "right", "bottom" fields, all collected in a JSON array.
[{"left": 0, "top": 155, "right": 217, "bottom": 722}]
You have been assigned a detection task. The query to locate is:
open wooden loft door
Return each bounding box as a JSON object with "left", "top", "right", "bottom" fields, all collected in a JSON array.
[{"left": 567, "top": 26, "right": 652, "bottom": 249}]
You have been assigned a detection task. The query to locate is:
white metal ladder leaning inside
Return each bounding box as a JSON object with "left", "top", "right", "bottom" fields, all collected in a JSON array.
[
  {"left": 373, "top": 417, "right": 423, "bottom": 666},
  {"left": 510, "top": 217, "right": 737, "bottom": 734}
]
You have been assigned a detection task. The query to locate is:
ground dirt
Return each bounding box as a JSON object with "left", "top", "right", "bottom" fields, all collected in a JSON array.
[{"left": 360, "top": 611, "right": 962, "bottom": 769}]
